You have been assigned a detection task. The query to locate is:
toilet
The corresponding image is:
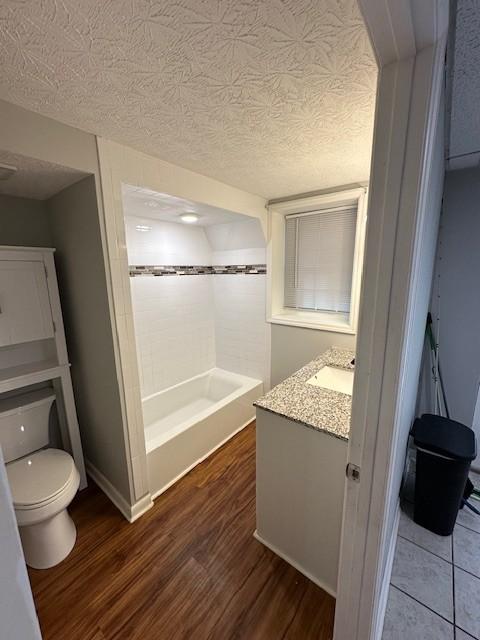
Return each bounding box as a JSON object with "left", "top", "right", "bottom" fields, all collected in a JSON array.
[{"left": 0, "top": 388, "right": 80, "bottom": 569}]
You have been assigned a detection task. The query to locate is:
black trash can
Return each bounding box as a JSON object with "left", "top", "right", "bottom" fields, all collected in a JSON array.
[{"left": 411, "top": 413, "right": 477, "bottom": 536}]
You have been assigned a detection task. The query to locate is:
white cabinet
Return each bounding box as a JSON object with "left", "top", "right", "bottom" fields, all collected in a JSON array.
[
  {"left": 0, "top": 246, "right": 86, "bottom": 490},
  {"left": 0, "top": 260, "right": 54, "bottom": 347},
  {"left": 255, "top": 407, "right": 347, "bottom": 597}
]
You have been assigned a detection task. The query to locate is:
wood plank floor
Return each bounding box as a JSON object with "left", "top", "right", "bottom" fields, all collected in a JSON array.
[{"left": 28, "top": 422, "right": 335, "bottom": 640}]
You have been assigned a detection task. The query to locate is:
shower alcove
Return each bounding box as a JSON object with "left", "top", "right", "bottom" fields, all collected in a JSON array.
[{"left": 121, "top": 185, "right": 269, "bottom": 498}]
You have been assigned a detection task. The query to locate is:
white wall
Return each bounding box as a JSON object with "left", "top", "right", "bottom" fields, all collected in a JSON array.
[
  {"left": 0, "top": 100, "right": 99, "bottom": 175},
  {"left": 0, "top": 446, "right": 41, "bottom": 640}
]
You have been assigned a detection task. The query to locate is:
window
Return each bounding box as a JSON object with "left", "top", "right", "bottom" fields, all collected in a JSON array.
[
  {"left": 267, "top": 189, "right": 367, "bottom": 333},
  {"left": 284, "top": 206, "right": 357, "bottom": 313}
]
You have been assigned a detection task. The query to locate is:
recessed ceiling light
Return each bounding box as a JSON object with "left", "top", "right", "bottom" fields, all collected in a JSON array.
[
  {"left": 144, "top": 200, "right": 159, "bottom": 208},
  {"left": 180, "top": 213, "right": 199, "bottom": 224},
  {"left": 135, "top": 224, "right": 152, "bottom": 232}
]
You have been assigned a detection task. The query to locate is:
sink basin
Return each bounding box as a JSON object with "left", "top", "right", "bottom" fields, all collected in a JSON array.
[{"left": 306, "top": 366, "right": 354, "bottom": 396}]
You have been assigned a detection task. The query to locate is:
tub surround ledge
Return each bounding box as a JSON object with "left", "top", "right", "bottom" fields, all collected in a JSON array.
[{"left": 254, "top": 347, "right": 354, "bottom": 441}]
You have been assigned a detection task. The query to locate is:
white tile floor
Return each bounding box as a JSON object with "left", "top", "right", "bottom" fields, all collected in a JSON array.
[{"left": 383, "top": 472, "right": 480, "bottom": 640}]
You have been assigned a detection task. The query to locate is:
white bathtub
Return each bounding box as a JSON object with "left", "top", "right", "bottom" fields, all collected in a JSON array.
[{"left": 143, "top": 368, "right": 263, "bottom": 498}]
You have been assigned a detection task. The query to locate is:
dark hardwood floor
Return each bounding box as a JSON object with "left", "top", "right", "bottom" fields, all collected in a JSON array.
[{"left": 28, "top": 422, "right": 335, "bottom": 640}]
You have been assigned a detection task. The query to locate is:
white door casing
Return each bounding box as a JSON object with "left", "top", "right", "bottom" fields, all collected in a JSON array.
[{"left": 334, "top": 1, "right": 449, "bottom": 639}]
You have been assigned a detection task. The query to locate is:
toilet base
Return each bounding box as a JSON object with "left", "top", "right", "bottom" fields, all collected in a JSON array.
[{"left": 19, "top": 508, "right": 77, "bottom": 569}]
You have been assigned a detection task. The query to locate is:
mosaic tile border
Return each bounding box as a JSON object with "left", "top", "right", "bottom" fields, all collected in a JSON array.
[{"left": 129, "top": 264, "right": 267, "bottom": 277}]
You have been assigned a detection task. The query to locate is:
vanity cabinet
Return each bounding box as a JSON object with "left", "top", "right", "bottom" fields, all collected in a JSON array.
[
  {"left": 0, "top": 260, "right": 54, "bottom": 347},
  {"left": 255, "top": 408, "right": 347, "bottom": 597}
]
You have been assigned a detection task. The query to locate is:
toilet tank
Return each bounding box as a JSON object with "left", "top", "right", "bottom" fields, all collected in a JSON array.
[{"left": 0, "top": 389, "right": 55, "bottom": 463}]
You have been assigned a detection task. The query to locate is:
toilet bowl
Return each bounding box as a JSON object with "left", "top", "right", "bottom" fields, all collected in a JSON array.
[{"left": 7, "top": 448, "right": 80, "bottom": 569}]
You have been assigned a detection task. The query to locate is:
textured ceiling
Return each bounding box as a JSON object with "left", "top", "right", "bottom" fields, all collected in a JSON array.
[
  {"left": 122, "top": 184, "right": 251, "bottom": 226},
  {"left": 0, "top": 150, "right": 87, "bottom": 200},
  {"left": 448, "top": 0, "right": 480, "bottom": 167},
  {"left": 0, "top": 0, "right": 377, "bottom": 199}
]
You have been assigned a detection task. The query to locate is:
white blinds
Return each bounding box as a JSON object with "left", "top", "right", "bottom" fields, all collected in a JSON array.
[{"left": 284, "top": 206, "right": 357, "bottom": 313}]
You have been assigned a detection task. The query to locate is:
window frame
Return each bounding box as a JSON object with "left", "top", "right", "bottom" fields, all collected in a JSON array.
[{"left": 267, "top": 188, "right": 368, "bottom": 334}]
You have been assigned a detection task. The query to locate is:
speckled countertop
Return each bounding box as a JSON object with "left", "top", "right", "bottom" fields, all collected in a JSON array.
[{"left": 254, "top": 347, "right": 355, "bottom": 441}]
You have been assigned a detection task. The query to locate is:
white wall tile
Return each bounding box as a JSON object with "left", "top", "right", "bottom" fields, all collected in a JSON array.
[
  {"left": 205, "top": 218, "right": 265, "bottom": 251},
  {"left": 213, "top": 274, "right": 268, "bottom": 382},
  {"left": 131, "top": 275, "right": 216, "bottom": 395},
  {"left": 127, "top": 215, "right": 268, "bottom": 397},
  {"left": 212, "top": 248, "right": 266, "bottom": 265},
  {"left": 125, "top": 215, "right": 212, "bottom": 265}
]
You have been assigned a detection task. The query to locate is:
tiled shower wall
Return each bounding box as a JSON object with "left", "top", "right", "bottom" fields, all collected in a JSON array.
[
  {"left": 126, "top": 215, "right": 268, "bottom": 397},
  {"left": 130, "top": 275, "right": 216, "bottom": 396},
  {"left": 213, "top": 273, "right": 268, "bottom": 381}
]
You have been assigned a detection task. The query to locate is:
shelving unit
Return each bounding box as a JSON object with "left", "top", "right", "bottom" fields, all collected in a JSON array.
[{"left": 0, "top": 246, "right": 86, "bottom": 489}]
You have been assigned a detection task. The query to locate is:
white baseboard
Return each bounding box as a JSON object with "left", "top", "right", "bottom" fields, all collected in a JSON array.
[
  {"left": 129, "top": 493, "right": 154, "bottom": 523},
  {"left": 374, "top": 502, "right": 401, "bottom": 640},
  {"left": 253, "top": 529, "right": 337, "bottom": 599},
  {"left": 150, "top": 416, "right": 255, "bottom": 501},
  {"left": 85, "top": 459, "right": 153, "bottom": 523}
]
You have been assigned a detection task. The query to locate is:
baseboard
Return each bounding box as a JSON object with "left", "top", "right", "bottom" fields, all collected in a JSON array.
[
  {"left": 129, "top": 493, "right": 154, "bottom": 523},
  {"left": 150, "top": 416, "right": 255, "bottom": 501},
  {"left": 374, "top": 502, "right": 401, "bottom": 640},
  {"left": 85, "top": 459, "right": 153, "bottom": 523},
  {"left": 253, "top": 529, "right": 337, "bottom": 599}
]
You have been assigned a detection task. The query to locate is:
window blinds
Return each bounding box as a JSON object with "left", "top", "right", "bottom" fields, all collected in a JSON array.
[{"left": 284, "top": 206, "right": 357, "bottom": 313}]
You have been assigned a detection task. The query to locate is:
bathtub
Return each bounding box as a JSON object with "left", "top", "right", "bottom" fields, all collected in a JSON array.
[{"left": 143, "top": 368, "right": 263, "bottom": 498}]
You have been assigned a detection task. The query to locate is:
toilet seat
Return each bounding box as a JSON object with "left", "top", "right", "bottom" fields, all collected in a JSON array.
[{"left": 7, "top": 448, "right": 80, "bottom": 527}]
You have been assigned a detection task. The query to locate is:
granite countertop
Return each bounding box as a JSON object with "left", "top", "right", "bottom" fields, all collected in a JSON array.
[{"left": 254, "top": 347, "right": 355, "bottom": 441}]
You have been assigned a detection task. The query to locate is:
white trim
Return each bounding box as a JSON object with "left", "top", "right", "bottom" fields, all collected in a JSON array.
[
  {"left": 267, "top": 187, "right": 367, "bottom": 334},
  {"left": 269, "top": 312, "right": 355, "bottom": 334},
  {"left": 358, "top": 0, "right": 449, "bottom": 67},
  {"left": 268, "top": 189, "right": 366, "bottom": 215},
  {"left": 253, "top": 530, "right": 337, "bottom": 598},
  {"left": 0, "top": 245, "right": 55, "bottom": 253},
  {"left": 150, "top": 417, "right": 254, "bottom": 500},
  {"left": 374, "top": 503, "right": 400, "bottom": 640},
  {"left": 334, "top": 9, "right": 448, "bottom": 639},
  {"left": 129, "top": 493, "right": 155, "bottom": 523},
  {"left": 85, "top": 459, "right": 153, "bottom": 523}
]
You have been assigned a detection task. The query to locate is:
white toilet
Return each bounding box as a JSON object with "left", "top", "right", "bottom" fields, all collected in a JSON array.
[{"left": 0, "top": 388, "right": 80, "bottom": 569}]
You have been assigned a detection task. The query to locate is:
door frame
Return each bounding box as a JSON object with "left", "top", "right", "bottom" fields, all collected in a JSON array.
[{"left": 334, "top": 1, "right": 449, "bottom": 639}]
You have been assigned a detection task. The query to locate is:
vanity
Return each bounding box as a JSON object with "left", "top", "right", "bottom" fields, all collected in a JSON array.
[{"left": 254, "top": 347, "right": 354, "bottom": 597}]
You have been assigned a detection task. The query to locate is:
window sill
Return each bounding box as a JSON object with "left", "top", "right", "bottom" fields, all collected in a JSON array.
[{"left": 268, "top": 310, "right": 355, "bottom": 334}]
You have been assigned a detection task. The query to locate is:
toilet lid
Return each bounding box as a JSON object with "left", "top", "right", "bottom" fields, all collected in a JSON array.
[{"left": 7, "top": 448, "right": 75, "bottom": 507}]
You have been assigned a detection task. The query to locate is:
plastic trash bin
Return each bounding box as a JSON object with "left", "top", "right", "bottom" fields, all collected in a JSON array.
[{"left": 411, "top": 413, "right": 477, "bottom": 536}]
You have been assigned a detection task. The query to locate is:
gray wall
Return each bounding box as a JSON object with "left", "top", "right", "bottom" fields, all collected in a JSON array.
[
  {"left": 0, "top": 99, "right": 132, "bottom": 505},
  {"left": 428, "top": 167, "right": 480, "bottom": 460},
  {"left": 271, "top": 325, "right": 356, "bottom": 386},
  {"left": 0, "top": 193, "right": 52, "bottom": 246},
  {"left": 47, "top": 177, "right": 131, "bottom": 500}
]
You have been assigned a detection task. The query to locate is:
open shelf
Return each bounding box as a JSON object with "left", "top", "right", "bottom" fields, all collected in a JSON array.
[{"left": 0, "top": 360, "right": 64, "bottom": 394}]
